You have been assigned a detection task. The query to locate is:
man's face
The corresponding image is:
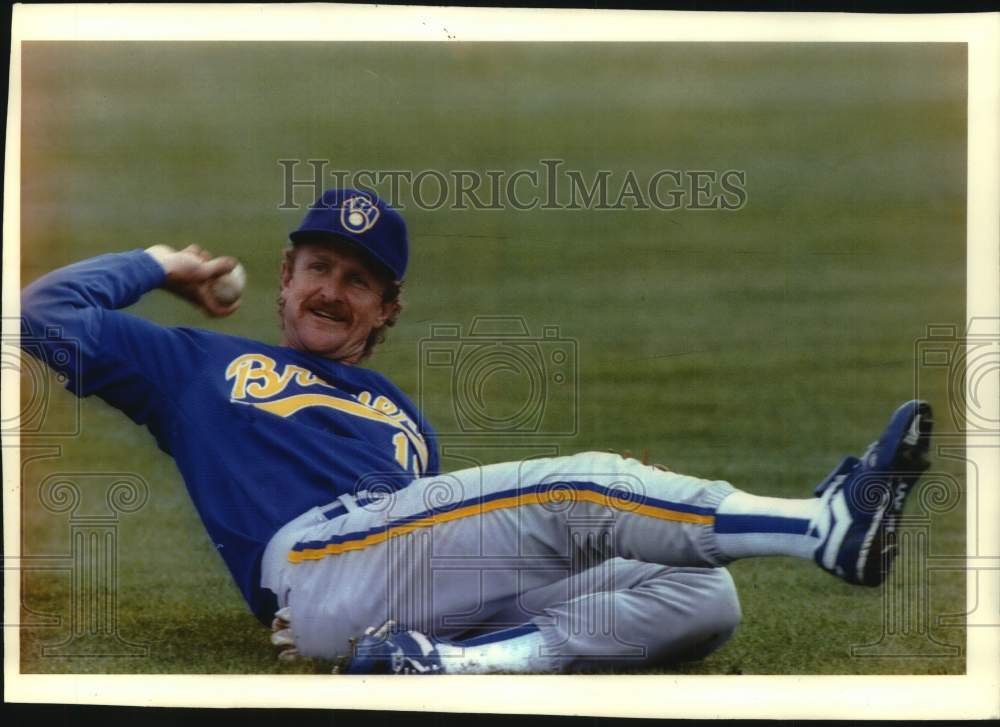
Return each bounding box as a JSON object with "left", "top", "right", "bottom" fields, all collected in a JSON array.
[{"left": 279, "top": 241, "right": 394, "bottom": 363}]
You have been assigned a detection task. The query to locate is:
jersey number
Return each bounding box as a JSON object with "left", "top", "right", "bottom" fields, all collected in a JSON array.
[{"left": 392, "top": 432, "right": 410, "bottom": 471}]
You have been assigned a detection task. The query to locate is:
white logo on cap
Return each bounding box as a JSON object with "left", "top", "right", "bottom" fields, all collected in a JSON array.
[{"left": 341, "top": 195, "right": 380, "bottom": 234}]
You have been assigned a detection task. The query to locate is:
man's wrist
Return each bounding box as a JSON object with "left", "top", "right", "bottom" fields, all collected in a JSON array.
[{"left": 144, "top": 245, "right": 177, "bottom": 276}]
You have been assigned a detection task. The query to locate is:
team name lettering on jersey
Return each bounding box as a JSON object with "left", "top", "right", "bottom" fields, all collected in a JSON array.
[
  {"left": 226, "top": 353, "right": 334, "bottom": 399},
  {"left": 224, "top": 353, "right": 429, "bottom": 475}
]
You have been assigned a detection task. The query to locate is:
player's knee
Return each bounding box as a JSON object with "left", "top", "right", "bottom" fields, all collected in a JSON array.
[
  {"left": 671, "top": 568, "right": 741, "bottom": 663},
  {"left": 707, "top": 567, "right": 742, "bottom": 633},
  {"left": 702, "top": 568, "right": 741, "bottom": 651},
  {"left": 564, "top": 450, "right": 638, "bottom": 473}
]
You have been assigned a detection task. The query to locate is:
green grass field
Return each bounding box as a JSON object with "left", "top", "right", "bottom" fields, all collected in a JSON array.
[{"left": 17, "top": 42, "right": 967, "bottom": 674}]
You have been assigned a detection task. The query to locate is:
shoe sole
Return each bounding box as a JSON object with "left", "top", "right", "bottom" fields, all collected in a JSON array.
[{"left": 857, "top": 400, "right": 933, "bottom": 586}]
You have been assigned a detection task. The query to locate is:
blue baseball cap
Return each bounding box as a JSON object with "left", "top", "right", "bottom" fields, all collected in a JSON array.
[{"left": 289, "top": 188, "right": 408, "bottom": 281}]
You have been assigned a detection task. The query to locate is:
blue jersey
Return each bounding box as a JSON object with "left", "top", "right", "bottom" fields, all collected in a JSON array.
[{"left": 21, "top": 250, "right": 439, "bottom": 621}]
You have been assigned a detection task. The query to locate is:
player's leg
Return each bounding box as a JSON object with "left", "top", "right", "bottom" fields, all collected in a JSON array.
[
  {"left": 547, "top": 564, "right": 742, "bottom": 668},
  {"left": 435, "top": 560, "right": 741, "bottom": 673},
  {"left": 273, "top": 454, "right": 736, "bottom": 666},
  {"left": 712, "top": 400, "right": 933, "bottom": 585},
  {"left": 432, "top": 400, "right": 930, "bottom": 582},
  {"left": 278, "top": 451, "right": 744, "bottom": 669},
  {"left": 335, "top": 401, "right": 930, "bottom": 674},
  {"left": 527, "top": 561, "right": 741, "bottom": 670},
  {"left": 275, "top": 400, "right": 930, "bottom": 669}
]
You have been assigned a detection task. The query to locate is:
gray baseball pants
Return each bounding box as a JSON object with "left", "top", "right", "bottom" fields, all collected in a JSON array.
[{"left": 262, "top": 451, "right": 742, "bottom": 671}]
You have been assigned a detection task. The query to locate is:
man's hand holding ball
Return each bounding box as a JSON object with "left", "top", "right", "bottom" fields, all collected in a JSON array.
[{"left": 145, "top": 244, "right": 245, "bottom": 317}]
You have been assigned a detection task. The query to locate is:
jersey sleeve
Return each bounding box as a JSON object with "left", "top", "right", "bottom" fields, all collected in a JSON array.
[{"left": 20, "top": 250, "right": 201, "bottom": 435}]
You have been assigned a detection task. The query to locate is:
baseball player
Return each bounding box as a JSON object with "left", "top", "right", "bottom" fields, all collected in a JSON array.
[{"left": 20, "top": 188, "right": 933, "bottom": 674}]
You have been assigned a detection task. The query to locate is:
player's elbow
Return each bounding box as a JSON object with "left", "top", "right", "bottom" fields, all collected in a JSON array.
[
  {"left": 20, "top": 278, "right": 95, "bottom": 393},
  {"left": 21, "top": 273, "right": 79, "bottom": 332}
]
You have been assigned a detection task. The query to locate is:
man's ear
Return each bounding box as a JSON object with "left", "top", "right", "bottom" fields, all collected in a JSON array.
[
  {"left": 375, "top": 299, "right": 398, "bottom": 328},
  {"left": 375, "top": 303, "right": 390, "bottom": 328},
  {"left": 280, "top": 257, "right": 293, "bottom": 290}
]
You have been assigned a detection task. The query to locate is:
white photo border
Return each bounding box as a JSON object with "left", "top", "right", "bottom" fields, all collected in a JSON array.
[{"left": 4, "top": 4, "right": 998, "bottom": 718}]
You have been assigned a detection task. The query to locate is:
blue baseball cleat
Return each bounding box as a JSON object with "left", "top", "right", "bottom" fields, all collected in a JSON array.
[
  {"left": 812, "top": 400, "right": 933, "bottom": 587},
  {"left": 339, "top": 620, "right": 445, "bottom": 675}
]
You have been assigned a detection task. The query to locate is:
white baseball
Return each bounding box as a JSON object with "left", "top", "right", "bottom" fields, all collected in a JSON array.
[{"left": 211, "top": 262, "right": 246, "bottom": 306}]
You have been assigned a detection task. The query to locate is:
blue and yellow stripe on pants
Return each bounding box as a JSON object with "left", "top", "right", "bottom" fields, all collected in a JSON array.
[{"left": 288, "top": 481, "right": 716, "bottom": 564}]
